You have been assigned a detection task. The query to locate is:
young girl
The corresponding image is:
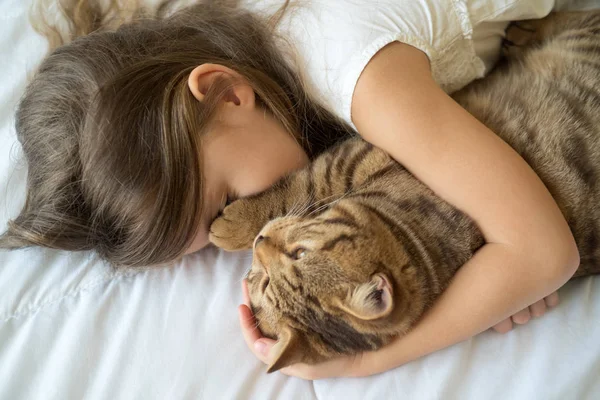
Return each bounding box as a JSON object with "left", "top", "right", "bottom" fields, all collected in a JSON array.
[{"left": 0, "top": 0, "right": 580, "bottom": 379}]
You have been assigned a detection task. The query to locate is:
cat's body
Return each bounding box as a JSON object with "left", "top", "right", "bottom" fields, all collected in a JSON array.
[{"left": 209, "top": 12, "right": 600, "bottom": 372}]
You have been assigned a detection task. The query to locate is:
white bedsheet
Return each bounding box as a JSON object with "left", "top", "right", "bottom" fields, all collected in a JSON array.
[{"left": 0, "top": 1, "right": 599, "bottom": 399}]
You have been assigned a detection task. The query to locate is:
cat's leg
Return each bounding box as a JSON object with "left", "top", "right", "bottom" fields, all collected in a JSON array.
[
  {"left": 503, "top": 11, "right": 600, "bottom": 59},
  {"left": 210, "top": 138, "right": 395, "bottom": 250},
  {"left": 209, "top": 175, "right": 315, "bottom": 251}
]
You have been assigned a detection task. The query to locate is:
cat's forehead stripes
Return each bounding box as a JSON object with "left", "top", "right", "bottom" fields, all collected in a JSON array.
[
  {"left": 330, "top": 204, "right": 357, "bottom": 223},
  {"left": 286, "top": 217, "right": 359, "bottom": 243},
  {"left": 299, "top": 229, "right": 327, "bottom": 238},
  {"left": 269, "top": 220, "right": 299, "bottom": 232},
  {"left": 267, "top": 216, "right": 332, "bottom": 239},
  {"left": 320, "top": 217, "right": 360, "bottom": 229},
  {"left": 320, "top": 234, "right": 360, "bottom": 251},
  {"left": 295, "top": 221, "right": 326, "bottom": 231}
]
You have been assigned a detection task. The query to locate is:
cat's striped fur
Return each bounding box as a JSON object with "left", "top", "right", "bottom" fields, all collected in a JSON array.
[{"left": 209, "top": 11, "right": 600, "bottom": 372}]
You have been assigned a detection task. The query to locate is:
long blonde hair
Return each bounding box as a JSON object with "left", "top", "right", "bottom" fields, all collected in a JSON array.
[{"left": 0, "top": 0, "right": 353, "bottom": 267}]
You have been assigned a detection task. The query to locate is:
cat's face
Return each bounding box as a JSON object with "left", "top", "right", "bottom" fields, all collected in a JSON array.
[{"left": 246, "top": 203, "right": 422, "bottom": 372}]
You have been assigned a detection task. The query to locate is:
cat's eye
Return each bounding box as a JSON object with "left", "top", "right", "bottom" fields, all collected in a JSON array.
[{"left": 290, "top": 247, "right": 307, "bottom": 260}]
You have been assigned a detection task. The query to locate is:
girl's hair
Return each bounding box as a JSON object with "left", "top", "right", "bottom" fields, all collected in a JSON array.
[{"left": 0, "top": 0, "right": 353, "bottom": 267}]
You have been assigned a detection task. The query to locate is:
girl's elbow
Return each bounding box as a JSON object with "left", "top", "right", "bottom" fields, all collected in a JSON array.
[
  {"left": 561, "top": 242, "right": 581, "bottom": 277},
  {"left": 517, "top": 231, "right": 579, "bottom": 284},
  {"left": 542, "top": 240, "right": 580, "bottom": 283}
]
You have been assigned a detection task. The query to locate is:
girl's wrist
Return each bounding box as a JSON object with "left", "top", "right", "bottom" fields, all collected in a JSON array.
[
  {"left": 348, "top": 347, "right": 401, "bottom": 378},
  {"left": 347, "top": 353, "right": 371, "bottom": 378}
]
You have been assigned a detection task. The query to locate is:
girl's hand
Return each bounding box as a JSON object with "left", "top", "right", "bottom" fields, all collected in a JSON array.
[
  {"left": 238, "top": 280, "right": 365, "bottom": 380},
  {"left": 492, "top": 291, "right": 560, "bottom": 333},
  {"left": 239, "top": 280, "right": 562, "bottom": 379}
]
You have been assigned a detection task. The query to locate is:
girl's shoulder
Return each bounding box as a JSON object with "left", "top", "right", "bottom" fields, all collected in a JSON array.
[{"left": 241, "top": 0, "right": 554, "bottom": 124}]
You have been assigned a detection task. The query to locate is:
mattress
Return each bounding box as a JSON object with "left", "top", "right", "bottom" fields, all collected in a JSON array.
[{"left": 0, "top": 1, "right": 599, "bottom": 399}]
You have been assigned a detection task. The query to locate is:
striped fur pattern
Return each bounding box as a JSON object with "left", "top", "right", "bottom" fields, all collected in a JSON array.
[{"left": 209, "top": 11, "right": 600, "bottom": 372}]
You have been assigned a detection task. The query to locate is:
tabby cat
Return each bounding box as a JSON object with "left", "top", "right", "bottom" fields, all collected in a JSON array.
[{"left": 209, "top": 11, "right": 600, "bottom": 373}]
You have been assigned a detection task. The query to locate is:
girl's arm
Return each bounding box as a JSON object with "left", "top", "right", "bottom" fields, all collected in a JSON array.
[{"left": 239, "top": 42, "right": 580, "bottom": 379}]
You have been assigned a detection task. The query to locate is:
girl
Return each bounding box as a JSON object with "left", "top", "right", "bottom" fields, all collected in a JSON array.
[{"left": 0, "top": 0, "right": 579, "bottom": 379}]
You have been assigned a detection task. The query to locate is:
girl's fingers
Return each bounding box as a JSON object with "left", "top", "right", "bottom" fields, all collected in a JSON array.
[
  {"left": 544, "top": 291, "right": 560, "bottom": 308},
  {"left": 511, "top": 307, "right": 531, "bottom": 325},
  {"left": 529, "top": 298, "right": 547, "bottom": 318},
  {"left": 238, "top": 305, "right": 274, "bottom": 363},
  {"left": 492, "top": 318, "right": 513, "bottom": 333},
  {"left": 242, "top": 280, "right": 251, "bottom": 307},
  {"left": 238, "top": 290, "right": 277, "bottom": 365},
  {"left": 493, "top": 291, "right": 561, "bottom": 334},
  {"left": 238, "top": 304, "right": 261, "bottom": 343}
]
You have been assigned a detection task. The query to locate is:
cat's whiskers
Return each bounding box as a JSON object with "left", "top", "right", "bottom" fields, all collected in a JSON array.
[
  {"left": 285, "top": 198, "right": 306, "bottom": 218},
  {"left": 307, "top": 187, "right": 356, "bottom": 217},
  {"left": 251, "top": 309, "right": 266, "bottom": 330},
  {"left": 285, "top": 192, "right": 316, "bottom": 218},
  {"left": 290, "top": 190, "right": 348, "bottom": 219},
  {"left": 235, "top": 267, "right": 253, "bottom": 284},
  {"left": 288, "top": 200, "right": 309, "bottom": 218}
]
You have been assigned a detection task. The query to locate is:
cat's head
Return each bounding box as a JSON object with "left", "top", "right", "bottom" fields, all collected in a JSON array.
[{"left": 246, "top": 201, "right": 425, "bottom": 373}]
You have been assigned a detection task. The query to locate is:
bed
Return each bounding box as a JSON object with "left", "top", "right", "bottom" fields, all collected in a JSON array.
[{"left": 1, "top": 0, "right": 599, "bottom": 398}]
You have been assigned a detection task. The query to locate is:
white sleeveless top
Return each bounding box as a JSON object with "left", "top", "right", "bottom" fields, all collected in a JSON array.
[{"left": 242, "top": 0, "right": 556, "bottom": 126}]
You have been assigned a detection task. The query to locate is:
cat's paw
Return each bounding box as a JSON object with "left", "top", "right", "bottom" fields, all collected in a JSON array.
[{"left": 209, "top": 199, "right": 264, "bottom": 251}]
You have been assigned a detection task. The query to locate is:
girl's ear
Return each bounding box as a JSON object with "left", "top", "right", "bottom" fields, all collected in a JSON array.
[
  {"left": 187, "top": 64, "right": 255, "bottom": 108},
  {"left": 334, "top": 273, "right": 394, "bottom": 321}
]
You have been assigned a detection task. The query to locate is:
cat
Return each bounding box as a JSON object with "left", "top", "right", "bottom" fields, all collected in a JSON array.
[{"left": 209, "top": 11, "right": 600, "bottom": 373}]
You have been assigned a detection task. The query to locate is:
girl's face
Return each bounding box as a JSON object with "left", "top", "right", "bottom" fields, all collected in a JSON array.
[{"left": 184, "top": 68, "right": 309, "bottom": 254}]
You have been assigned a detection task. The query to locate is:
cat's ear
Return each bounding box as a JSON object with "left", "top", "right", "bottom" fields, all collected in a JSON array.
[
  {"left": 335, "top": 273, "right": 394, "bottom": 321},
  {"left": 267, "top": 327, "right": 303, "bottom": 373}
]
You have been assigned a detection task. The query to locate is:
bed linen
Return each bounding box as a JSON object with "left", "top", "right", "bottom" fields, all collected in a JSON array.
[{"left": 0, "top": 1, "right": 599, "bottom": 399}]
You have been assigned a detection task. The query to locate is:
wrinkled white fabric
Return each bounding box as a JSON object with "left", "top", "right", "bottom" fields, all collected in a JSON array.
[
  {"left": 1, "top": 1, "right": 599, "bottom": 399},
  {"left": 243, "top": 0, "right": 556, "bottom": 125}
]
